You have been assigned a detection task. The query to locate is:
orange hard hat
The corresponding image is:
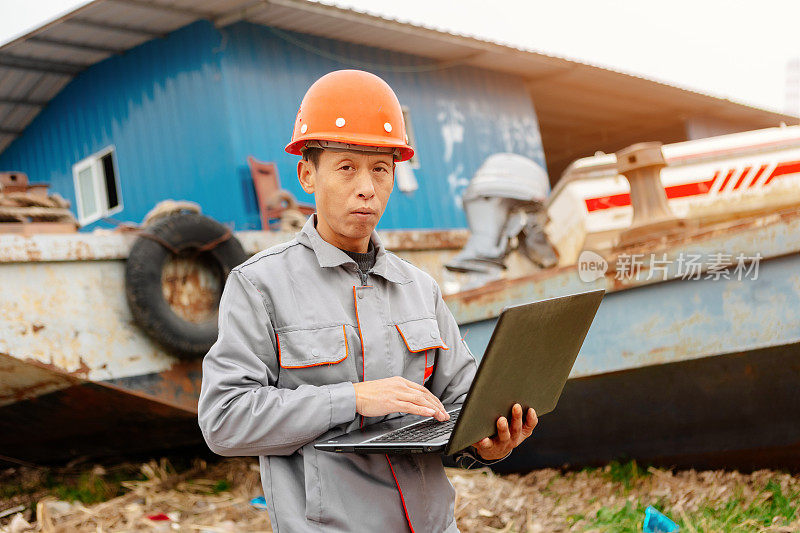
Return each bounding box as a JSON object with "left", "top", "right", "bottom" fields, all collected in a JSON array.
[{"left": 285, "top": 70, "right": 415, "bottom": 162}]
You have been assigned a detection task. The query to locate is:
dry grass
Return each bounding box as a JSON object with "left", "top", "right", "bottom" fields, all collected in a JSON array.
[
  {"left": 450, "top": 463, "right": 800, "bottom": 532},
  {"left": 0, "top": 458, "right": 268, "bottom": 532},
  {"left": 1, "top": 457, "right": 798, "bottom": 532}
]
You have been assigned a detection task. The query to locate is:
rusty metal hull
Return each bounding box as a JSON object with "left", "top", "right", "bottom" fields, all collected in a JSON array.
[
  {"left": 1, "top": 207, "right": 799, "bottom": 467},
  {"left": 0, "top": 353, "right": 200, "bottom": 463},
  {"left": 457, "top": 250, "right": 800, "bottom": 381},
  {"left": 449, "top": 237, "right": 800, "bottom": 471},
  {"left": 490, "top": 341, "right": 800, "bottom": 473}
]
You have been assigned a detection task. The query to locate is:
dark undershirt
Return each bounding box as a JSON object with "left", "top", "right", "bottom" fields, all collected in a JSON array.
[{"left": 340, "top": 240, "right": 376, "bottom": 273}]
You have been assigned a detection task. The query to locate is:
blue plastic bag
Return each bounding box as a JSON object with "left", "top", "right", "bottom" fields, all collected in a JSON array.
[
  {"left": 643, "top": 505, "right": 679, "bottom": 532},
  {"left": 250, "top": 496, "right": 268, "bottom": 510}
]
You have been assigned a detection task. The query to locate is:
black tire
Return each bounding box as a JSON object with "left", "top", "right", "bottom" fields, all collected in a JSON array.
[{"left": 125, "top": 212, "right": 249, "bottom": 358}]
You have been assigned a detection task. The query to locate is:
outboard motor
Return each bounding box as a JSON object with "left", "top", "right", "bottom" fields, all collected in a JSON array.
[{"left": 446, "top": 153, "right": 558, "bottom": 274}]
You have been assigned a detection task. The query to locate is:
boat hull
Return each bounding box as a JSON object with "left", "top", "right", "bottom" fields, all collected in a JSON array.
[
  {"left": 493, "top": 341, "right": 800, "bottom": 472},
  {"left": 0, "top": 353, "right": 201, "bottom": 463},
  {"left": 2, "top": 208, "right": 799, "bottom": 468}
]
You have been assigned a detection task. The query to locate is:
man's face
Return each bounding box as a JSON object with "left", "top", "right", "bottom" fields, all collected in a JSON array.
[{"left": 297, "top": 148, "right": 395, "bottom": 252}]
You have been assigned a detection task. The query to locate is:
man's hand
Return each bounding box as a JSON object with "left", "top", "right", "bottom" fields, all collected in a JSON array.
[
  {"left": 472, "top": 403, "right": 538, "bottom": 461},
  {"left": 352, "top": 377, "right": 450, "bottom": 421}
]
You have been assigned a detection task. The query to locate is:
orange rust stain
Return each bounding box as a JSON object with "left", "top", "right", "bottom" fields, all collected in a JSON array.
[
  {"left": 0, "top": 378, "right": 67, "bottom": 403},
  {"left": 161, "top": 255, "right": 221, "bottom": 323},
  {"left": 24, "top": 356, "right": 91, "bottom": 379},
  {"left": 382, "top": 229, "right": 469, "bottom": 251},
  {"left": 74, "top": 240, "right": 92, "bottom": 260},
  {"left": 160, "top": 360, "right": 202, "bottom": 396},
  {"left": 445, "top": 263, "right": 584, "bottom": 307},
  {"left": 23, "top": 241, "right": 42, "bottom": 261},
  {"left": 72, "top": 357, "right": 91, "bottom": 378},
  {"left": 611, "top": 204, "right": 800, "bottom": 260}
]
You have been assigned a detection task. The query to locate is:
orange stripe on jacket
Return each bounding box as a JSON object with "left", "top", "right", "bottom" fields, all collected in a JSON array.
[
  {"left": 395, "top": 324, "right": 449, "bottom": 352},
  {"left": 385, "top": 454, "right": 415, "bottom": 533},
  {"left": 423, "top": 349, "right": 434, "bottom": 381}
]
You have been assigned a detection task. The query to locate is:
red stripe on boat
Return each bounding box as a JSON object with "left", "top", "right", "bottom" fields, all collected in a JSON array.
[
  {"left": 664, "top": 173, "right": 718, "bottom": 199},
  {"left": 747, "top": 164, "right": 768, "bottom": 188},
  {"left": 584, "top": 172, "right": 718, "bottom": 212},
  {"left": 717, "top": 168, "right": 736, "bottom": 191},
  {"left": 763, "top": 160, "right": 800, "bottom": 186},
  {"left": 731, "top": 167, "right": 752, "bottom": 190}
]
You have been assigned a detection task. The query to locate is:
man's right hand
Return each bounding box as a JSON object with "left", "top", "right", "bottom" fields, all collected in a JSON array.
[{"left": 352, "top": 377, "right": 450, "bottom": 421}]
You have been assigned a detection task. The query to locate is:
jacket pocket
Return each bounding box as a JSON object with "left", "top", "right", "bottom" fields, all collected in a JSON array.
[
  {"left": 394, "top": 317, "right": 448, "bottom": 383},
  {"left": 276, "top": 324, "right": 357, "bottom": 388}
]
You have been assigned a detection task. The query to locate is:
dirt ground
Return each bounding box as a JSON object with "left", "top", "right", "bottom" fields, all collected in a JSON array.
[{"left": 1, "top": 455, "right": 798, "bottom": 532}]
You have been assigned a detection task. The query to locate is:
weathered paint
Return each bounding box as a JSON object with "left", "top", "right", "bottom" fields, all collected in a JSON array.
[
  {"left": 2, "top": 208, "right": 800, "bottom": 385},
  {"left": 103, "top": 358, "right": 203, "bottom": 414},
  {"left": 0, "top": 351, "right": 80, "bottom": 408},
  {"left": 461, "top": 252, "right": 800, "bottom": 379},
  {"left": 0, "top": 259, "right": 176, "bottom": 383},
  {"left": 0, "top": 231, "right": 135, "bottom": 263},
  {"left": 447, "top": 205, "right": 800, "bottom": 322},
  {"left": 451, "top": 208, "right": 800, "bottom": 378},
  {"left": 0, "top": 20, "right": 544, "bottom": 233},
  {"left": 0, "top": 227, "right": 466, "bottom": 263},
  {"left": 0, "top": 225, "right": 465, "bottom": 410},
  {"left": 1, "top": 207, "right": 799, "bottom": 466}
]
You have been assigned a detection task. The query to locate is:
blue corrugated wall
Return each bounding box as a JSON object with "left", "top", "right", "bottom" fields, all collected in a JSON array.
[{"left": 0, "top": 20, "right": 545, "bottom": 232}]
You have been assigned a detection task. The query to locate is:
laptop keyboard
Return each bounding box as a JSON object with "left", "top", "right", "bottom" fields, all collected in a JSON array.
[{"left": 371, "top": 408, "right": 461, "bottom": 443}]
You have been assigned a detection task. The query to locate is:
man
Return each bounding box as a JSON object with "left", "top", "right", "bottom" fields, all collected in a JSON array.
[{"left": 197, "top": 70, "right": 538, "bottom": 532}]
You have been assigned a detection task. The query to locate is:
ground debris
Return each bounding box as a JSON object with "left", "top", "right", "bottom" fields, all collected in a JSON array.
[
  {"left": 448, "top": 463, "right": 800, "bottom": 532},
  {"left": 0, "top": 457, "right": 798, "bottom": 532},
  {"left": 0, "top": 457, "right": 268, "bottom": 532}
]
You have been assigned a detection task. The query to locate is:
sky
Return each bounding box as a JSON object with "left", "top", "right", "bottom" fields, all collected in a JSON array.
[{"left": 1, "top": 0, "right": 798, "bottom": 115}]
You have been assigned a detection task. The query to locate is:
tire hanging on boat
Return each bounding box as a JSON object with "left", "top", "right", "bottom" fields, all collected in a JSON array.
[{"left": 125, "top": 212, "right": 249, "bottom": 358}]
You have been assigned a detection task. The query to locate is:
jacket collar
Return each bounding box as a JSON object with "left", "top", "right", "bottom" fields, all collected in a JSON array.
[{"left": 297, "top": 213, "right": 410, "bottom": 284}]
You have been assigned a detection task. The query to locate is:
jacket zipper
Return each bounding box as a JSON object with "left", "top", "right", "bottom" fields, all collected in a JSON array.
[{"left": 355, "top": 267, "right": 369, "bottom": 429}]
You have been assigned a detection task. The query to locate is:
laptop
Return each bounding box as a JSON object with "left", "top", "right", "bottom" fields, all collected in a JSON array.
[{"left": 314, "top": 288, "right": 605, "bottom": 456}]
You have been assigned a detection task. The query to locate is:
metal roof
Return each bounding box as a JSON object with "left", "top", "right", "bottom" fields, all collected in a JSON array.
[{"left": 1, "top": 0, "right": 797, "bottom": 172}]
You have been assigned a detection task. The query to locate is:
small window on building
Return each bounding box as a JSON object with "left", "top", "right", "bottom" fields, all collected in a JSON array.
[
  {"left": 401, "top": 106, "right": 420, "bottom": 169},
  {"left": 72, "top": 146, "right": 122, "bottom": 225}
]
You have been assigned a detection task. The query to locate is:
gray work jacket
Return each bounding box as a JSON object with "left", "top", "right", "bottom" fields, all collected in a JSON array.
[{"left": 198, "top": 213, "right": 503, "bottom": 533}]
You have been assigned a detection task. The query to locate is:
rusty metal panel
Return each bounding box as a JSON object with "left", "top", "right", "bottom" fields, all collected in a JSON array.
[
  {"left": 102, "top": 359, "right": 203, "bottom": 414},
  {"left": 374, "top": 229, "right": 469, "bottom": 251},
  {"left": 571, "top": 252, "right": 800, "bottom": 377},
  {"left": 454, "top": 255, "right": 800, "bottom": 380},
  {"left": 446, "top": 206, "right": 800, "bottom": 323},
  {"left": 446, "top": 207, "right": 800, "bottom": 379},
  {"left": 236, "top": 227, "right": 469, "bottom": 255},
  {"left": 0, "top": 207, "right": 797, "bottom": 466},
  {"left": 0, "top": 232, "right": 134, "bottom": 263},
  {"left": 0, "top": 352, "right": 79, "bottom": 408},
  {"left": 0, "top": 259, "right": 175, "bottom": 381},
  {"left": 0, "top": 354, "right": 199, "bottom": 464}
]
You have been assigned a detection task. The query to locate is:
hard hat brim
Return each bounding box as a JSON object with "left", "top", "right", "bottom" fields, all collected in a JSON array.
[{"left": 286, "top": 133, "right": 414, "bottom": 162}]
